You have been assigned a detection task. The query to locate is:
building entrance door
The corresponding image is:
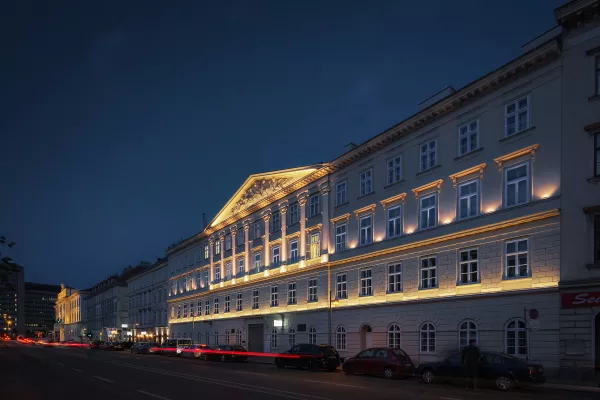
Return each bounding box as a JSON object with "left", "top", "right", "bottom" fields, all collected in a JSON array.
[
  {"left": 360, "top": 324, "right": 373, "bottom": 350},
  {"left": 248, "top": 324, "right": 264, "bottom": 353}
]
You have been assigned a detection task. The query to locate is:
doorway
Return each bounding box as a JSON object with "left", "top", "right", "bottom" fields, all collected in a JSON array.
[
  {"left": 595, "top": 313, "right": 600, "bottom": 370},
  {"left": 248, "top": 324, "right": 264, "bottom": 353},
  {"left": 360, "top": 324, "right": 373, "bottom": 350}
]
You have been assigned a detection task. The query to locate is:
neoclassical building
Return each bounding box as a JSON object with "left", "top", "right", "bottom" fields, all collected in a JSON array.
[
  {"left": 54, "top": 284, "right": 89, "bottom": 342},
  {"left": 168, "top": 0, "right": 600, "bottom": 376}
]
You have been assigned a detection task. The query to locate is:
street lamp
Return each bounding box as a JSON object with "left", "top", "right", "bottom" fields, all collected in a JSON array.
[{"left": 328, "top": 290, "right": 339, "bottom": 346}]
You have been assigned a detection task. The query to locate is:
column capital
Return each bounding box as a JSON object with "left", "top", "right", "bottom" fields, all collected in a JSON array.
[
  {"left": 243, "top": 220, "right": 251, "bottom": 231},
  {"left": 298, "top": 195, "right": 309, "bottom": 206},
  {"left": 262, "top": 212, "right": 272, "bottom": 222},
  {"left": 231, "top": 228, "right": 237, "bottom": 236},
  {"left": 209, "top": 236, "right": 215, "bottom": 245},
  {"left": 279, "top": 205, "right": 288, "bottom": 215},
  {"left": 219, "top": 233, "right": 225, "bottom": 242},
  {"left": 319, "top": 183, "right": 331, "bottom": 195}
]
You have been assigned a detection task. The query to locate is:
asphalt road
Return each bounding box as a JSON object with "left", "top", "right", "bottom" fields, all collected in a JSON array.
[{"left": 0, "top": 341, "right": 594, "bottom": 400}]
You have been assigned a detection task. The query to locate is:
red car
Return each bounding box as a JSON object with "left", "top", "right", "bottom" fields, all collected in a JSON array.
[{"left": 342, "top": 347, "right": 415, "bottom": 379}]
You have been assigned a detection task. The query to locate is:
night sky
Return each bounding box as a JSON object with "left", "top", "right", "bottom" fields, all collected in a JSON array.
[{"left": 2, "top": 0, "right": 563, "bottom": 288}]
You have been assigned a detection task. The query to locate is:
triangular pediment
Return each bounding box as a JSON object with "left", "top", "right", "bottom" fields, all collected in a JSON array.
[{"left": 209, "top": 165, "right": 324, "bottom": 229}]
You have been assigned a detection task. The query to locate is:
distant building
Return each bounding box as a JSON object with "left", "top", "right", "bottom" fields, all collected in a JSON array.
[
  {"left": 54, "top": 284, "right": 89, "bottom": 341},
  {"left": 24, "top": 282, "right": 61, "bottom": 338},
  {"left": 0, "top": 261, "right": 25, "bottom": 337}
]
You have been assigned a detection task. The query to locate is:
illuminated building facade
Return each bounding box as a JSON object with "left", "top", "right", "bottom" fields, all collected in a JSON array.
[
  {"left": 127, "top": 258, "right": 169, "bottom": 343},
  {"left": 54, "top": 284, "right": 89, "bottom": 341},
  {"left": 0, "top": 261, "right": 25, "bottom": 337},
  {"left": 24, "top": 282, "right": 61, "bottom": 338},
  {"left": 166, "top": 0, "right": 599, "bottom": 377}
]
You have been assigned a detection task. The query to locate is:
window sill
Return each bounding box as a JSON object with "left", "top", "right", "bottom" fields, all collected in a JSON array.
[
  {"left": 359, "top": 293, "right": 373, "bottom": 298},
  {"left": 384, "top": 180, "right": 405, "bottom": 191},
  {"left": 386, "top": 290, "right": 403, "bottom": 295},
  {"left": 454, "top": 147, "right": 484, "bottom": 162},
  {"left": 334, "top": 201, "right": 349, "bottom": 209},
  {"left": 587, "top": 176, "right": 600, "bottom": 184},
  {"left": 287, "top": 302, "right": 297, "bottom": 306},
  {"left": 499, "top": 126, "right": 536, "bottom": 144},
  {"left": 416, "top": 165, "right": 441, "bottom": 177},
  {"left": 307, "top": 300, "right": 319, "bottom": 303},
  {"left": 588, "top": 94, "right": 600, "bottom": 102},
  {"left": 357, "top": 192, "right": 375, "bottom": 200}
]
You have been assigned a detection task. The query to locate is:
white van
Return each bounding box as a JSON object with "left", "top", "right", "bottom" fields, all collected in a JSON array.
[{"left": 163, "top": 338, "right": 193, "bottom": 356}]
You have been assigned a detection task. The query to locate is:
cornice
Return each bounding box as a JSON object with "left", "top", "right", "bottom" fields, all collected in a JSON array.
[
  {"left": 448, "top": 163, "right": 487, "bottom": 187},
  {"left": 330, "top": 213, "right": 351, "bottom": 224},
  {"left": 412, "top": 179, "right": 443, "bottom": 198},
  {"left": 353, "top": 204, "right": 377, "bottom": 218},
  {"left": 493, "top": 144, "right": 540, "bottom": 170},
  {"left": 380, "top": 193, "right": 407, "bottom": 208}
]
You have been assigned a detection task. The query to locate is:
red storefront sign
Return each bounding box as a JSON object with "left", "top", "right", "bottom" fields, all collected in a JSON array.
[{"left": 561, "top": 292, "right": 600, "bottom": 308}]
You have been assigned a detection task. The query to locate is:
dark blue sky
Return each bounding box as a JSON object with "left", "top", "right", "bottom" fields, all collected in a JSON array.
[{"left": 2, "top": 0, "right": 563, "bottom": 288}]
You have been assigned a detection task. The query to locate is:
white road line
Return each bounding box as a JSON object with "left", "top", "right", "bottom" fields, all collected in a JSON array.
[
  {"left": 302, "top": 379, "right": 365, "bottom": 389},
  {"left": 440, "top": 397, "right": 462, "bottom": 400},
  {"left": 72, "top": 368, "right": 82, "bottom": 373},
  {"left": 93, "top": 376, "right": 114, "bottom": 383},
  {"left": 234, "top": 370, "right": 269, "bottom": 376},
  {"left": 56, "top": 362, "right": 64, "bottom": 367},
  {"left": 137, "top": 390, "right": 172, "bottom": 400}
]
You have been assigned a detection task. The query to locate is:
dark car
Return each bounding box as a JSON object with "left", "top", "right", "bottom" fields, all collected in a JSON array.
[
  {"left": 181, "top": 344, "right": 211, "bottom": 359},
  {"left": 90, "top": 340, "right": 103, "bottom": 349},
  {"left": 418, "top": 352, "right": 546, "bottom": 391},
  {"left": 122, "top": 341, "right": 134, "bottom": 350},
  {"left": 275, "top": 344, "right": 340, "bottom": 372},
  {"left": 343, "top": 347, "right": 414, "bottom": 379},
  {"left": 113, "top": 342, "right": 125, "bottom": 351},
  {"left": 131, "top": 342, "right": 150, "bottom": 354},
  {"left": 204, "top": 345, "right": 248, "bottom": 362}
]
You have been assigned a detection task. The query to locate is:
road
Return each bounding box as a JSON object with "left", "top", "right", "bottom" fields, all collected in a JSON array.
[{"left": 0, "top": 341, "right": 593, "bottom": 400}]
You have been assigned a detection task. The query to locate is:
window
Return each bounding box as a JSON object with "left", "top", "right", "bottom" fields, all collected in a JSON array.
[
  {"left": 336, "top": 181, "right": 347, "bottom": 205},
  {"left": 505, "top": 319, "right": 527, "bottom": 355},
  {"left": 225, "top": 234, "right": 232, "bottom": 251},
  {"left": 308, "top": 279, "right": 318, "bottom": 302},
  {"left": 214, "top": 331, "right": 219, "bottom": 345},
  {"left": 271, "top": 328, "right": 278, "bottom": 348},
  {"left": 203, "top": 270, "right": 209, "bottom": 287},
  {"left": 309, "top": 194, "right": 320, "bottom": 217},
  {"left": 596, "top": 56, "right": 600, "bottom": 96},
  {"left": 272, "top": 246, "right": 280, "bottom": 267},
  {"left": 505, "top": 238, "right": 528, "bottom": 278},
  {"left": 271, "top": 211, "right": 281, "bottom": 232},
  {"left": 204, "top": 300, "right": 210, "bottom": 315},
  {"left": 420, "top": 140, "right": 437, "bottom": 171},
  {"left": 236, "top": 293, "right": 242, "bottom": 311},
  {"left": 236, "top": 230, "right": 244, "bottom": 246},
  {"left": 254, "top": 253, "right": 261, "bottom": 271},
  {"left": 213, "top": 298, "right": 219, "bottom": 314},
  {"left": 505, "top": 96, "right": 529, "bottom": 136},
  {"left": 176, "top": 304, "right": 181, "bottom": 319},
  {"left": 330, "top": 224, "right": 347, "bottom": 254},
  {"left": 420, "top": 256, "right": 437, "bottom": 289},
  {"left": 505, "top": 163, "right": 529, "bottom": 207},
  {"left": 419, "top": 194, "right": 437, "bottom": 229},
  {"left": 459, "top": 248, "right": 479, "bottom": 284},
  {"left": 309, "top": 233, "right": 320, "bottom": 259},
  {"left": 336, "top": 274, "right": 347, "bottom": 299},
  {"left": 388, "top": 263, "right": 402, "bottom": 293},
  {"left": 387, "top": 155, "right": 402, "bottom": 185},
  {"left": 289, "top": 203, "right": 299, "bottom": 225},
  {"left": 360, "top": 169, "right": 373, "bottom": 196},
  {"left": 288, "top": 282, "right": 296, "bottom": 305},
  {"left": 197, "top": 302, "right": 201, "bottom": 316},
  {"left": 595, "top": 215, "right": 600, "bottom": 264},
  {"left": 253, "top": 221, "right": 261, "bottom": 239},
  {"left": 595, "top": 133, "right": 600, "bottom": 177},
  {"left": 236, "top": 330, "right": 242, "bottom": 344},
  {"left": 388, "top": 324, "right": 401, "bottom": 348},
  {"left": 360, "top": 269, "right": 372, "bottom": 296},
  {"left": 288, "top": 328, "right": 296, "bottom": 347},
  {"left": 359, "top": 215, "right": 373, "bottom": 246},
  {"left": 190, "top": 302, "right": 195, "bottom": 317},
  {"left": 270, "top": 286, "right": 278, "bottom": 307},
  {"left": 215, "top": 265, "right": 221, "bottom": 282},
  {"left": 183, "top": 275, "right": 188, "bottom": 291},
  {"left": 225, "top": 262, "right": 232, "bottom": 280},
  {"left": 336, "top": 326, "right": 347, "bottom": 350},
  {"left": 215, "top": 240, "right": 221, "bottom": 255},
  {"left": 204, "top": 245, "right": 209, "bottom": 260},
  {"left": 458, "top": 120, "right": 479, "bottom": 155},
  {"left": 387, "top": 205, "right": 402, "bottom": 238},
  {"left": 224, "top": 295, "right": 230, "bottom": 313},
  {"left": 183, "top": 303, "right": 188, "bottom": 318},
  {"left": 458, "top": 180, "right": 479, "bottom": 219},
  {"left": 237, "top": 258, "right": 244, "bottom": 277},
  {"left": 205, "top": 332, "right": 209, "bottom": 345},
  {"left": 420, "top": 323, "right": 436, "bottom": 353},
  {"left": 196, "top": 272, "right": 201, "bottom": 288},
  {"left": 459, "top": 320, "right": 478, "bottom": 349},
  {"left": 252, "top": 290, "right": 259, "bottom": 310},
  {"left": 289, "top": 240, "right": 299, "bottom": 263},
  {"left": 308, "top": 326, "right": 317, "bottom": 345}
]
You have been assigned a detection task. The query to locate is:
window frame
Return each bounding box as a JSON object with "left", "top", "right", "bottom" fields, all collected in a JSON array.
[
  {"left": 505, "top": 318, "right": 528, "bottom": 356},
  {"left": 336, "top": 273, "right": 347, "bottom": 299},
  {"left": 335, "top": 181, "right": 347, "bottom": 206},
  {"left": 214, "top": 264, "right": 221, "bottom": 283},
  {"left": 504, "top": 162, "right": 530, "bottom": 208},
  {"left": 335, "top": 326, "right": 347, "bottom": 350},
  {"left": 288, "top": 282, "right": 296, "bottom": 305},
  {"left": 458, "top": 320, "right": 478, "bottom": 350},
  {"left": 224, "top": 295, "right": 230, "bottom": 313},
  {"left": 236, "top": 293, "right": 242, "bottom": 312},
  {"left": 458, "top": 248, "right": 479, "bottom": 285},
  {"left": 308, "top": 326, "right": 317, "bottom": 345},
  {"left": 271, "top": 211, "right": 281, "bottom": 232},
  {"left": 224, "top": 234, "right": 232, "bottom": 251},
  {"left": 204, "top": 300, "right": 210, "bottom": 316},
  {"left": 308, "top": 278, "right": 318, "bottom": 302},
  {"left": 309, "top": 194, "right": 320, "bottom": 217},
  {"left": 419, "top": 193, "right": 438, "bottom": 230},
  {"left": 253, "top": 252, "right": 262, "bottom": 271},
  {"left": 420, "top": 322, "right": 436, "bottom": 354},
  {"left": 335, "top": 223, "right": 347, "bottom": 252},
  {"left": 289, "top": 203, "right": 299, "bottom": 225},
  {"left": 504, "top": 95, "right": 530, "bottom": 137},
  {"left": 289, "top": 240, "right": 299, "bottom": 264},
  {"left": 213, "top": 298, "right": 219, "bottom": 314},
  {"left": 237, "top": 258, "right": 244, "bottom": 277},
  {"left": 272, "top": 246, "right": 281, "bottom": 267},
  {"left": 458, "top": 179, "right": 480, "bottom": 220},
  {"left": 252, "top": 290, "right": 259, "bottom": 310},
  {"left": 215, "top": 240, "right": 221, "bottom": 255},
  {"left": 359, "top": 214, "right": 373, "bottom": 246},
  {"left": 458, "top": 119, "right": 479, "bottom": 156},
  {"left": 420, "top": 139, "right": 437, "bottom": 172},
  {"left": 386, "top": 154, "right": 402, "bottom": 185},
  {"left": 359, "top": 268, "right": 373, "bottom": 296},
  {"left": 359, "top": 168, "right": 373, "bottom": 197},
  {"left": 270, "top": 286, "right": 279, "bottom": 307},
  {"left": 388, "top": 323, "right": 401, "bottom": 349},
  {"left": 387, "top": 263, "right": 402, "bottom": 293},
  {"left": 204, "top": 245, "right": 209, "bottom": 260},
  {"left": 504, "top": 238, "right": 529, "bottom": 279},
  {"left": 420, "top": 255, "right": 438, "bottom": 289},
  {"left": 309, "top": 232, "right": 320, "bottom": 259},
  {"left": 387, "top": 205, "right": 403, "bottom": 238}
]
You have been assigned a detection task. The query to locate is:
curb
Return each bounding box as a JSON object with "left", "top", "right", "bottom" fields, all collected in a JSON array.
[{"left": 535, "top": 383, "right": 600, "bottom": 394}]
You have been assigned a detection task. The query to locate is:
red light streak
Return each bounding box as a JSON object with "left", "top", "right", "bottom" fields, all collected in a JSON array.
[{"left": 155, "top": 347, "right": 301, "bottom": 359}]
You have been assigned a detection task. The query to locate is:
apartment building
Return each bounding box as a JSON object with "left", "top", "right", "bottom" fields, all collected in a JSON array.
[
  {"left": 24, "top": 282, "right": 61, "bottom": 338},
  {"left": 127, "top": 258, "right": 169, "bottom": 343},
  {"left": 167, "top": 0, "right": 600, "bottom": 377}
]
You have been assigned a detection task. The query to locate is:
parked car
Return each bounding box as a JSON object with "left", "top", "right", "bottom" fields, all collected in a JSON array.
[
  {"left": 113, "top": 342, "right": 125, "bottom": 351},
  {"left": 343, "top": 347, "right": 414, "bottom": 379},
  {"left": 131, "top": 342, "right": 150, "bottom": 354},
  {"left": 275, "top": 344, "right": 340, "bottom": 372},
  {"left": 122, "top": 341, "right": 134, "bottom": 350},
  {"left": 181, "top": 344, "right": 211, "bottom": 359},
  {"left": 90, "top": 340, "right": 103, "bottom": 349},
  {"left": 418, "top": 352, "right": 546, "bottom": 391},
  {"left": 162, "top": 338, "right": 193, "bottom": 356},
  {"left": 204, "top": 345, "right": 248, "bottom": 362}
]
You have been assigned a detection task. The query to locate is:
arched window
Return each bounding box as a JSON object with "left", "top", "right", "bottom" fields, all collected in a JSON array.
[
  {"left": 271, "top": 328, "right": 278, "bottom": 348},
  {"left": 459, "top": 320, "right": 478, "bottom": 349},
  {"left": 236, "top": 330, "right": 242, "bottom": 345},
  {"left": 388, "top": 324, "right": 401, "bottom": 348},
  {"left": 505, "top": 318, "right": 527, "bottom": 355},
  {"left": 308, "top": 326, "right": 317, "bottom": 345},
  {"left": 288, "top": 328, "right": 296, "bottom": 347},
  {"left": 420, "top": 322, "right": 436, "bottom": 353},
  {"left": 336, "top": 326, "right": 347, "bottom": 350}
]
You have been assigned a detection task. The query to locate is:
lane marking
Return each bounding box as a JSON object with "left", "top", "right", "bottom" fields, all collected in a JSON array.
[
  {"left": 56, "top": 362, "right": 64, "bottom": 367},
  {"left": 137, "top": 390, "right": 172, "bottom": 400},
  {"left": 93, "top": 376, "right": 114, "bottom": 383},
  {"left": 234, "top": 370, "right": 269, "bottom": 377},
  {"left": 302, "top": 379, "right": 365, "bottom": 389},
  {"left": 72, "top": 368, "right": 82, "bottom": 373},
  {"left": 440, "top": 398, "right": 462, "bottom": 400}
]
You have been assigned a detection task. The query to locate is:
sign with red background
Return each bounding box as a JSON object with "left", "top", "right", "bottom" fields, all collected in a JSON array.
[{"left": 561, "top": 292, "right": 600, "bottom": 308}]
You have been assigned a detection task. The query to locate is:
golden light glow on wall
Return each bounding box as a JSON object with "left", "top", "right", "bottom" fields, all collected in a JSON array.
[
  {"left": 405, "top": 226, "right": 415, "bottom": 234},
  {"left": 536, "top": 185, "right": 558, "bottom": 200}
]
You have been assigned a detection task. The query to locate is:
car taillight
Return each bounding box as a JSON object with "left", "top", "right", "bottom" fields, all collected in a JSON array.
[{"left": 529, "top": 366, "right": 535, "bottom": 375}]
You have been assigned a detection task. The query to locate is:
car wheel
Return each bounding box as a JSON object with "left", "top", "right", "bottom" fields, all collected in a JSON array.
[
  {"left": 383, "top": 367, "right": 394, "bottom": 379},
  {"left": 421, "top": 369, "right": 435, "bottom": 384},
  {"left": 495, "top": 376, "right": 513, "bottom": 391},
  {"left": 220, "top": 355, "right": 226, "bottom": 362},
  {"left": 307, "top": 359, "right": 317, "bottom": 372},
  {"left": 275, "top": 359, "right": 285, "bottom": 370}
]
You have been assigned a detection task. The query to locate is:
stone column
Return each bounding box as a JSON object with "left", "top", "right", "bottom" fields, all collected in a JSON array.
[
  {"left": 231, "top": 228, "right": 237, "bottom": 282},
  {"left": 280, "top": 203, "right": 288, "bottom": 272},
  {"left": 209, "top": 237, "right": 215, "bottom": 285},
  {"left": 298, "top": 194, "right": 308, "bottom": 268},
  {"left": 320, "top": 183, "right": 330, "bottom": 262},
  {"left": 263, "top": 212, "right": 271, "bottom": 271},
  {"left": 219, "top": 234, "right": 225, "bottom": 285},
  {"left": 243, "top": 221, "right": 250, "bottom": 280}
]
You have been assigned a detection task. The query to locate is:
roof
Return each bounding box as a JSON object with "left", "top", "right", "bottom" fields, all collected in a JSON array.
[{"left": 25, "top": 282, "right": 61, "bottom": 293}]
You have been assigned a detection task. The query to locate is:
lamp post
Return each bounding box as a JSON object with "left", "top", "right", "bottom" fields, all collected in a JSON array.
[{"left": 328, "top": 290, "right": 339, "bottom": 346}]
